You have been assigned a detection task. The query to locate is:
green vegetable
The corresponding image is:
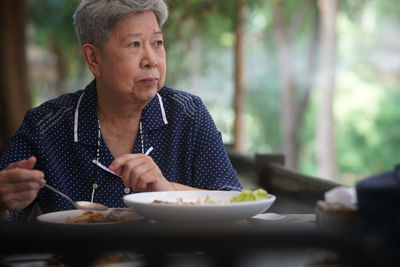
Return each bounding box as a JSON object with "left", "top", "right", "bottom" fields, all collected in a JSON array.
[
  {"left": 204, "top": 199, "right": 217, "bottom": 204},
  {"left": 228, "top": 189, "right": 268, "bottom": 203}
]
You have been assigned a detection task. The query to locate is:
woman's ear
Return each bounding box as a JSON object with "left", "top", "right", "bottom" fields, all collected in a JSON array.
[{"left": 81, "top": 44, "right": 102, "bottom": 78}]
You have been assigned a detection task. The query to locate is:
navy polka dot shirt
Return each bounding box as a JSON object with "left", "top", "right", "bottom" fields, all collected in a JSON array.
[{"left": 0, "top": 80, "right": 241, "bottom": 220}]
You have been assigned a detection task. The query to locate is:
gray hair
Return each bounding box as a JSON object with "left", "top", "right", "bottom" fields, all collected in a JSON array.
[{"left": 73, "top": 0, "right": 168, "bottom": 47}]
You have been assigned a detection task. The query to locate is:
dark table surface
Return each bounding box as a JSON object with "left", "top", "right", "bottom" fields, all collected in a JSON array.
[{"left": 0, "top": 213, "right": 378, "bottom": 267}]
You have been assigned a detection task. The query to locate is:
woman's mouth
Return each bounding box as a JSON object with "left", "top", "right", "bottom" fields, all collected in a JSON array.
[{"left": 139, "top": 78, "right": 158, "bottom": 87}]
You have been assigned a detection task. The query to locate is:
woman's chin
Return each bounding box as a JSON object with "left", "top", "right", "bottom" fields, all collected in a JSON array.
[{"left": 133, "top": 90, "right": 158, "bottom": 103}]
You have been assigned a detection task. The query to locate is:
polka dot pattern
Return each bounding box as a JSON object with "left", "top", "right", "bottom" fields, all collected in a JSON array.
[{"left": 0, "top": 80, "right": 242, "bottom": 221}]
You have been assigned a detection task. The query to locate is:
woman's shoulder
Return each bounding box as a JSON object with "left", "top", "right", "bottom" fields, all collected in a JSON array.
[
  {"left": 159, "top": 87, "right": 202, "bottom": 101},
  {"left": 159, "top": 86, "right": 205, "bottom": 108},
  {"left": 8, "top": 90, "right": 84, "bottom": 141},
  {"left": 22, "top": 90, "right": 84, "bottom": 130},
  {"left": 27, "top": 90, "right": 84, "bottom": 117},
  {"left": 158, "top": 87, "right": 206, "bottom": 120}
]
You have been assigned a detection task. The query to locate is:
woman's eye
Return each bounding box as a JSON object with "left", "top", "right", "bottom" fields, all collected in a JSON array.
[
  {"left": 130, "top": 41, "right": 140, "bottom": 47},
  {"left": 154, "top": 40, "right": 163, "bottom": 47}
]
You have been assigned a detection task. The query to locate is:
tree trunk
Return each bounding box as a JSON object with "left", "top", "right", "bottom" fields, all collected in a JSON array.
[
  {"left": 233, "top": 0, "right": 246, "bottom": 153},
  {"left": 293, "top": 0, "right": 320, "bottom": 164},
  {"left": 271, "top": 1, "right": 296, "bottom": 169},
  {"left": 271, "top": 0, "right": 318, "bottom": 171},
  {"left": 316, "top": 0, "right": 338, "bottom": 180},
  {"left": 0, "top": 0, "right": 30, "bottom": 153}
]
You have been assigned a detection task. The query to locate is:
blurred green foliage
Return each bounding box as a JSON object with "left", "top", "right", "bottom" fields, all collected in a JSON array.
[{"left": 28, "top": 0, "right": 79, "bottom": 51}]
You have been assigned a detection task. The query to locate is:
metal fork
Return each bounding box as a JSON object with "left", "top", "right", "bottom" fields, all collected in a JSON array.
[{"left": 102, "top": 208, "right": 133, "bottom": 221}]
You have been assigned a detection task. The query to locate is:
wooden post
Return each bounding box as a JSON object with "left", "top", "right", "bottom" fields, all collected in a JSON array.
[
  {"left": 233, "top": 0, "right": 246, "bottom": 153},
  {"left": 271, "top": 1, "right": 296, "bottom": 169},
  {"left": 0, "top": 0, "right": 30, "bottom": 152},
  {"left": 316, "top": 0, "right": 338, "bottom": 180}
]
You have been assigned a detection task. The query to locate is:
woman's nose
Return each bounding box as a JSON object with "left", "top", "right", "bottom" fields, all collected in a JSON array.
[{"left": 141, "top": 45, "right": 157, "bottom": 69}]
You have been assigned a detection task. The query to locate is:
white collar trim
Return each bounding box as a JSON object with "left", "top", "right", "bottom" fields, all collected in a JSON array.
[
  {"left": 157, "top": 92, "right": 168, "bottom": 125},
  {"left": 73, "top": 92, "right": 85, "bottom": 143}
]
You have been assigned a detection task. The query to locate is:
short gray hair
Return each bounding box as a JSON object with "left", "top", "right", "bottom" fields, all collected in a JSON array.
[{"left": 73, "top": 0, "right": 168, "bottom": 47}]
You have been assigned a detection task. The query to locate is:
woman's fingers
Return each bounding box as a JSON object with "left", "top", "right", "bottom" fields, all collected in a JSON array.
[
  {"left": 121, "top": 158, "right": 153, "bottom": 189},
  {"left": 0, "top": 183, "right": 40, "bottom": 211},
  {"left": 2, "top": 157, "right": 44, "bottom": 187},
  {"left": 1, "top": 190, "right": 38, "bottom": 211},
  {"left": 0, "top": 183, "right": 38, "bottom": 197},
  {"left": 111, "top": 154, "right": 170, "bottom": 192},
  {"left": 132, "top": 165, "right": 155, "bottom": 191},
  {"left": 121, "top": 160, "right": 136, "bottom": 188},
  {"left": 134, "top": 174, "right": 150, "bottom": 192},
  {"left": 3, "top": 169, "right": 44, "bottom": 184},
  {"left": 5, "top": 156, "right": 37, "bottom": 170},
  {"left": 0, "top": 157, "right": 45, "bottom": 211},
  {"left": 109, "top": 154, "right": 137, "bottom": 171}
]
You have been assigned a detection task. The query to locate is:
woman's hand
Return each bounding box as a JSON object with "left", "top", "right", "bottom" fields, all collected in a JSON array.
[
  {"left": 0, "top": 156, "right": 45, "bottom": 212},
  {"left": 109, "top": 154, "right": 172, "bottom": 192}
]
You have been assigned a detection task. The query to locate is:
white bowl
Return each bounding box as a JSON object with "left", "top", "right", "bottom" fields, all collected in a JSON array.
[{"left": 123, "top": 190, "right": 276, "bottom": 222}]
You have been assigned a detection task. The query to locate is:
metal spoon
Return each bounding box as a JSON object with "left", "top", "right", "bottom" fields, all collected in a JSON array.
[{"left": 42, "top": 183, "right": 107, "bottom": 211}]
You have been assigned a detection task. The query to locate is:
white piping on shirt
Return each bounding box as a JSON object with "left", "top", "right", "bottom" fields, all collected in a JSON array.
[
  {"left": 157, "top": 93, "right": 168, "bottom": 125},
  {"left": 145, "top": 147, "right": 153, "bottom": 155},
  {"left": 74, "top": 92, "right": 85, "bottom": 142},
  {"left": 92, "top": 159, "right": 122, "bottom": 178}
]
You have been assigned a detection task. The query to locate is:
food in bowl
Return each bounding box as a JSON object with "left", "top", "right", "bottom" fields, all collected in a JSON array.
[{"left": 151, "top": 189, "right": 268, "bottom": 205}]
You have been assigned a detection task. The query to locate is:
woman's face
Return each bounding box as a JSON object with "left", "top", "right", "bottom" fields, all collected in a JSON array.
[{"left": 98, "top": 11, "right": 166, "bottom": 104}]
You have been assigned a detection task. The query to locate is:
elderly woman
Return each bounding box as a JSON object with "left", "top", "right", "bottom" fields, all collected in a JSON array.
[{"left": 0, "top": 0, "right": 241, "bottom": 221}]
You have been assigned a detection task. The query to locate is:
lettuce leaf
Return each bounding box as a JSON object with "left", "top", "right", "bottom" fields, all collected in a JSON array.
[{"left": 228, "top": 189, "right": 268, "bottom": 203}]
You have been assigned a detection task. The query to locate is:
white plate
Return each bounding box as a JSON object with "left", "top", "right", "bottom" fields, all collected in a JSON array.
[
  {"left": 123, "top": 191, "right": 276, "bottom": 222},
  {"left": 251, "top": 213, "right": 285, "bottom": 220},
  {"left": 36, "top": 209, "right": 141, "bottom": 225}
]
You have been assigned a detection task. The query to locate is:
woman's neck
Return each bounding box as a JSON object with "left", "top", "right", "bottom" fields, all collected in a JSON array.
[
  {"left": 96, "top": 87, "right": 147, "bottom": 158},
  {"left": 97, "top": 107, "right": 141, "bottom": 158},
  {"left": 98, "top": 106, "right": 141, "bottom": 132},
  {"left": 96, "top": 84, "right": 147, "bottom": 130}
]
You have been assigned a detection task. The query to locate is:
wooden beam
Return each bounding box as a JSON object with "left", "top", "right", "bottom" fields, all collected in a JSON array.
[{"left": 0, "top": 0, "right": 30, "bottom": 152}]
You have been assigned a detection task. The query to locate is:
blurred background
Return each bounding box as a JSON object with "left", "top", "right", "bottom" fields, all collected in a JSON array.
[{"left": 1, "top": 0, "right": 400, "bottom": 186}]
